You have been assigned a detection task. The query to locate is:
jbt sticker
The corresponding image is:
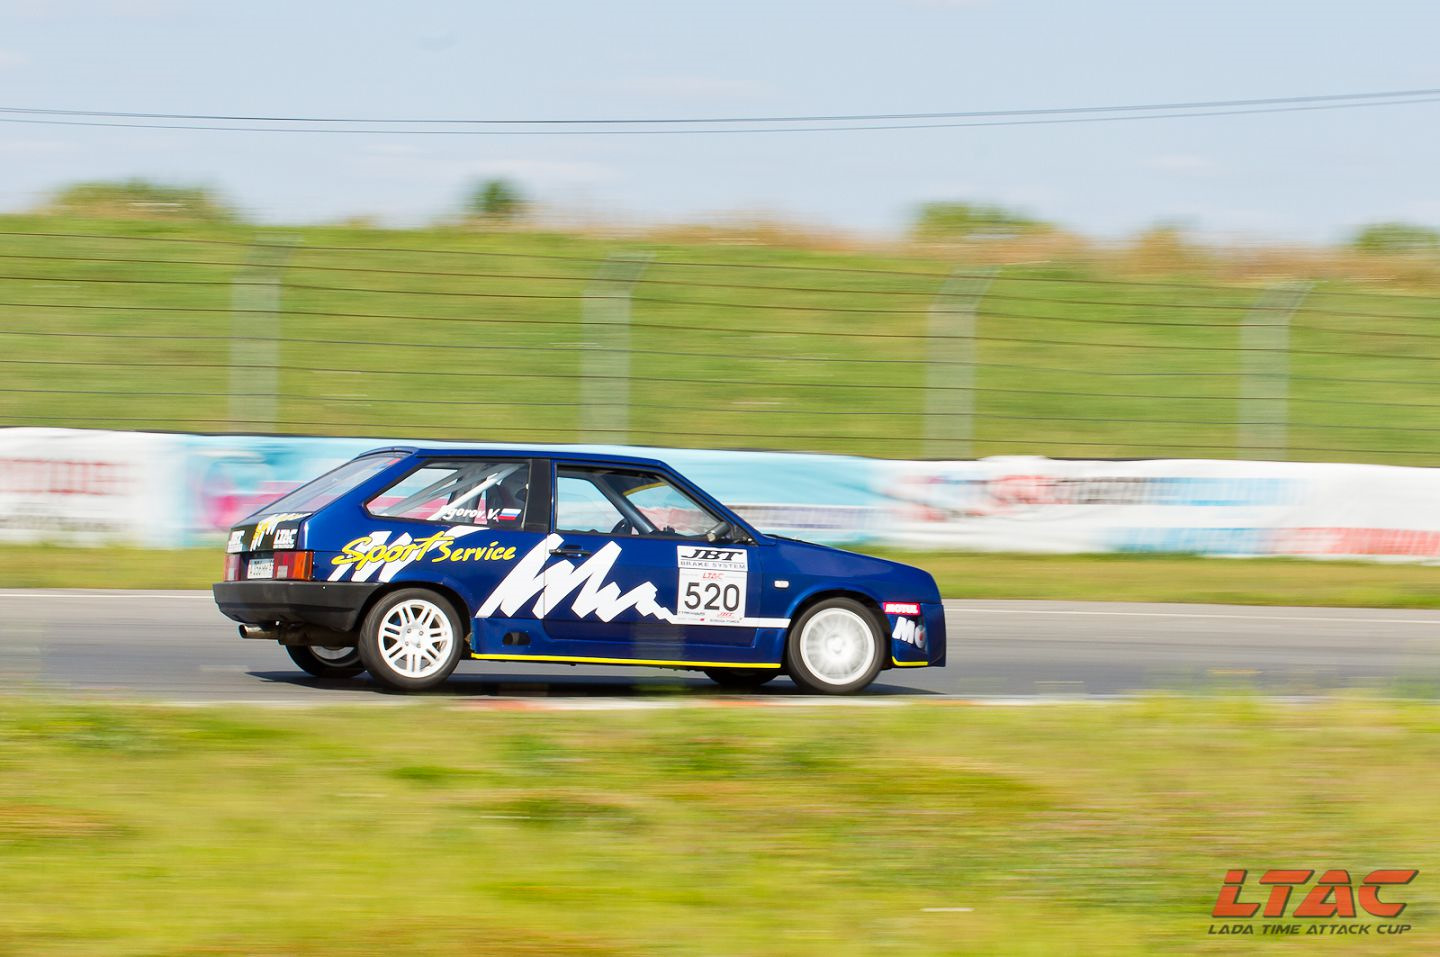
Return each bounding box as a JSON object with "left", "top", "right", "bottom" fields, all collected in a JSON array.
[{"left": 676, "top": 546, "right": 747, "bottom": 624}]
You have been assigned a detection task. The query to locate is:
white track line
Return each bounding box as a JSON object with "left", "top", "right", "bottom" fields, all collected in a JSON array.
[
  {"left": 148, "top": 694, "right": 1349, "bottom": 710},
  {"left": 0, "top": 593, "right": 203, "bottom": 599}
]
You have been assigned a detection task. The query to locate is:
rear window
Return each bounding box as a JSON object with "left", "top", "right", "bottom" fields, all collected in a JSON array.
[{"left": 248, "top": 454, "right": 404, "bottom": 519}]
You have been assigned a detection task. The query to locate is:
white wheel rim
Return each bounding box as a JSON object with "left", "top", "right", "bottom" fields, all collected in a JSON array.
[
  {"left": 798, "top": 608, "right": 876, "bottom": 686},
  {"left": 377, "top": 600, "right": 454, "bottom": 679},
  {"left": 311, "top": 645, "right": 357, "bottom": 664}
]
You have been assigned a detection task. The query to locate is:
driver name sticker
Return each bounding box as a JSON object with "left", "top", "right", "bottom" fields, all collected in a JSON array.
[{"left": 676, "top": 546, "right": 747, "bottom": 625}]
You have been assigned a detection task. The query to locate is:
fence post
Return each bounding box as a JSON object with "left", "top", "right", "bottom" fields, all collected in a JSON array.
[
  {"left": 924, "top": 267, "right": 996, "bottom": 459},
  {"left": 580, "top": 253, "right": 651, "bottom": 444},
  {"left": 229, "top": 239, "right": 296, "bottom": 432},
  {"left": 1238, "top": 281, "right": 1311, "bottom": 460}
]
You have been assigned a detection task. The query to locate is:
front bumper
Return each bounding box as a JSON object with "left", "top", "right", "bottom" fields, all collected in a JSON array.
[
  {"left": 212, "top": 580, "right": 381, "bottom": 633},
  {"left": 887, "top": 600, "right": 946, "bottom": 668}
]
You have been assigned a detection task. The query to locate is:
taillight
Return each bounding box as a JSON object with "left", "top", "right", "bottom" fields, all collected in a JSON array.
[
  {"left": 273, "top": 551, "right": 314, "bottom": 581},
  {"left": 224, "top": 555, "right": 241, "bottom": 581}
]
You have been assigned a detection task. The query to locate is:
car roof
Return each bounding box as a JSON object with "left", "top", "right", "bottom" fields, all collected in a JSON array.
[{"left": 370, "top": 446, "right": 675, "bottom": 471}]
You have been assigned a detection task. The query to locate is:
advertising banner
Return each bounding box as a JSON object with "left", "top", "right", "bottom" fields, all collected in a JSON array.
[
  {"left": 3, "top": 428, "right": 1440, "bottom": 562},
  {"left": 0, "top": 428, "right": 183, "bottom": 547},
  {"left": 872, "top": 456, "right": 1440, "bottom": 561}
]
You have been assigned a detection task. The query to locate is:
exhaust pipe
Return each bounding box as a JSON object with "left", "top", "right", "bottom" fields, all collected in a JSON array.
[{"left": 238, "top": 622, "right": 354, "bottom": 646}]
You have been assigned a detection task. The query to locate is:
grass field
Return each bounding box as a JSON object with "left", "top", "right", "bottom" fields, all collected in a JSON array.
[
  {"left": 3, "top": 215, "right": 1440, "bottom": 464},
  {"left": 4, "top": 544, "right": 1439, "bottom": 608},
  {"left": 0, "top": 695, "right": 1435, "bottom": 956}
]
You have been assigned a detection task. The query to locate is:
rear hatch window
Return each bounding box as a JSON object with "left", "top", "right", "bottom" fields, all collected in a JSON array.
[
  {"left": 229, "top": 453, "right": 405, "bottom": 556},
  {"left": 246, "top": 453, "right": 406, "bottom": 521}
]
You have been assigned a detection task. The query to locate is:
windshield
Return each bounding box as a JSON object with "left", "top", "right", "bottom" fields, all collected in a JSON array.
[{"left": 245, "top": 453, "right": 404, "bottom": 520}]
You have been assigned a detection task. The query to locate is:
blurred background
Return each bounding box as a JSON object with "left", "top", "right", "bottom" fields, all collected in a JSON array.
[
  {"left": 4, "top": 206, "right": 1440, "bottom": 464},
  {"left": 3, "top": 4, "right": 1440, "bottom": 955},
  {"left": 0, "top": 0, "right": 1439, "bottom": 467}
]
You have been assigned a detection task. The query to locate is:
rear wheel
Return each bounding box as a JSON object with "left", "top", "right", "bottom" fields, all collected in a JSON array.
[
  {"left": 357, "top": 589, "right": 465, "bottom": 692},
  {"left": 702, "top": 668, "right": 778, "bottom": 690},
  {"left": 785, "top": 598, "right": 884, "bottom": 695},
  {"left": 285, "top": 644, "right": 364, "bottom": 679}
]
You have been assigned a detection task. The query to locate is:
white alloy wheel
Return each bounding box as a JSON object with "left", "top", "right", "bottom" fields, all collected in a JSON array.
[
  {"left": 376, "top": 599, "right": 455, "bottom": 679},
  {"left": 285, "top": 643, "right": 364, "bottom": 679},
  {"left": 311, "top": 645, "right": 358, "bottom": 664},
  {"left": 799, "top": 607, "right": 877, "bottom": 685},
  {"left": 358, "top": 589, "right": 466, "bottom": 692}
]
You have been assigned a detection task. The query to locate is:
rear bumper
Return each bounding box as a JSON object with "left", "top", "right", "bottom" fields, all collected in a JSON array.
[{"left": 212, "top": 580, "right": 381, "bottom": 633}]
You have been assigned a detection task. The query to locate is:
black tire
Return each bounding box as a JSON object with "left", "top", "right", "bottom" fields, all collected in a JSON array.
[
  {"left": 784, "top": 597, "right": 884, "bottom": 695},
  {"left": 285, "top": 644, "right": 364, "bottom": 679},
  {"left": 357, "top": 588, "right": 466, "bottom": 692},
  {"left": 702, "top": 667, "right": 779, "bottom": 690}
]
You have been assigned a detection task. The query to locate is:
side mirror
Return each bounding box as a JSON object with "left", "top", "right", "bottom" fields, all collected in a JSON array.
[{"left": 706, "top": 521, "right": 734, "bottom": 543}]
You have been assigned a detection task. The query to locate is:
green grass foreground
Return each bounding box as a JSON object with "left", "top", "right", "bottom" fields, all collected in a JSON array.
[
  {"left": 0, "top": 696, "right": 1436, "bottom": 955},
  {"left": 3, "top": 544, "right": 1439, "bottom": 608}
]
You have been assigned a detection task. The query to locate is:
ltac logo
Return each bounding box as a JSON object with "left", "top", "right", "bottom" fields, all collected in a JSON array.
[{"left": 1209, "top": 868, "right": 1418, "bottom": 937}]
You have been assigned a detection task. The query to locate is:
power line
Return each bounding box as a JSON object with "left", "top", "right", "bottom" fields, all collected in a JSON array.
[
  {"left": 2, "top": 93, "right": 1439, "bottom": 135},
  {"left": 4, "top": 87, "right": 1439, "bottom": 125}
]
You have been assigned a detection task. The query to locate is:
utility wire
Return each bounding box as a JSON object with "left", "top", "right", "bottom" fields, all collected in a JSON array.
[
  {"left": 3, "top": 86, "right": 1439, "bottom": 125},
  {"left": 1, "top": 93, "right": 1439, "bottom": 134}
]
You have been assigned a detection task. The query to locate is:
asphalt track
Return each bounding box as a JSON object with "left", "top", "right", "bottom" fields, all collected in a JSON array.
[{"left": 2, "top": 590, "right": 1439, "bottom": 702}]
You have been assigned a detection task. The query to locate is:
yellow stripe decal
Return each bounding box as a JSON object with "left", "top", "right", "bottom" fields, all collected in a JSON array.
[
  {"left": 891, "top": 657, "right": 931, "bottom": 668},
  {"left": 472, "top": 653, "right": 781, "bottom": 669}
]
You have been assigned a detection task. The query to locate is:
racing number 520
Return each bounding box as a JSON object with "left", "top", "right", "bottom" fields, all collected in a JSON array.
[{"left": 683, "top": 581, "right": 741, "bottom": 612}]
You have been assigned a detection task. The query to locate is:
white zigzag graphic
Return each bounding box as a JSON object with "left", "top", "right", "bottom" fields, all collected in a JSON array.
[{"left": 477, "top": 533, "right": 674, "bottom": 623}]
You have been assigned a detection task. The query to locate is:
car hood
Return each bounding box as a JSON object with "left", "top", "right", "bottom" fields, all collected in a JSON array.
[{"left": 766, "top": 536, "right": 941, "bottom": 604}]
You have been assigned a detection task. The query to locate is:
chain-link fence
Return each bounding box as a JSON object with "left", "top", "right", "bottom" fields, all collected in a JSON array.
[{"left": 2, "top": 226, "right": 1438, "bottom": 463}]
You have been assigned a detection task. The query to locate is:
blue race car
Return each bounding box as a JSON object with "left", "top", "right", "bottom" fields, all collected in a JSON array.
[{"left": 213, "top": 447, "right": 945, "bottom": 693}]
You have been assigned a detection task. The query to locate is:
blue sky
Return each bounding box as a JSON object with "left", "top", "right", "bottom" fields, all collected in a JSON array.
[{"left": 0, "top": 0, "right": 1436, "bottom": 241}]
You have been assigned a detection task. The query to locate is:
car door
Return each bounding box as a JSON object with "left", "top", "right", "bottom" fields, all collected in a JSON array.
[
  {"left": 535, "top": 463, "right": 764, "bottom": 661},
  {"left": 339, "top": 456, "right": 550, "bottom": 648}
]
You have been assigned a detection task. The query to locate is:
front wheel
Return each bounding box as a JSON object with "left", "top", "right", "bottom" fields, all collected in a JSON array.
[
  {"left": 357, "top": 589, "right": 465, "bottom": 692},
  {"left": 702, "top": 668, "right": 778, "bottom": 690},
  {"left": 785, "top": 598, "right": 884, "bottom": 695},
  {"left": 286, "top": 644, "right": 365, "bottom": 679}
]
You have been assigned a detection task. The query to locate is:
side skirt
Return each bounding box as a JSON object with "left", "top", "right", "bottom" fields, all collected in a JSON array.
[{"left": 471, "top": 653, "right": 782, "bottom": 670}]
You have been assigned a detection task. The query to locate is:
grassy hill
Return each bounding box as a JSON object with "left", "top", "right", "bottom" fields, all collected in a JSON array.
[{"left": 2, "top": 215, "right": 1439, "bottom": 463}]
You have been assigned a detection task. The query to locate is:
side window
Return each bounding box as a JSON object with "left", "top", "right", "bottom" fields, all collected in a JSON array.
[
  {"left": 623, "top": 481, "right": 716, "bottom": 538},
  {"left": 555, "top": 474, "right": 625, "bottom": 534},
  {"left": 555, "top": 466, "right": 724, "bottom": 539},
  {"left": 367, "top": 459, "right": 529, "bottom": 526}
]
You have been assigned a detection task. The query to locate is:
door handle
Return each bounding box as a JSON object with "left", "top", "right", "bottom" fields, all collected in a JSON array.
[{"left": 549, "top": 545, "right": 593, "bottom": 558}]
